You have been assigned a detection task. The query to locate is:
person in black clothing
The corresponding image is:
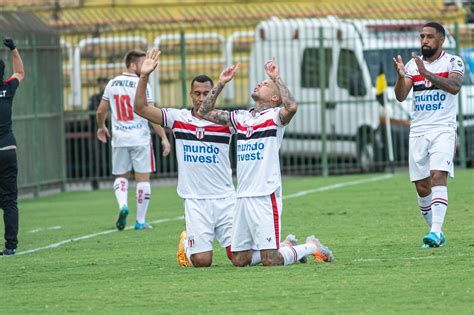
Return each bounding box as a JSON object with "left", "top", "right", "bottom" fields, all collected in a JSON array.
[{"left": 0, "top": 37, "right": 25, "bottom": 256}]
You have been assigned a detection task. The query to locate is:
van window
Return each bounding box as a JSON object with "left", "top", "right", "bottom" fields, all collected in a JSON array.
[
  {"left": 301, "top": 48, "right": 332, "bottom": 88},
  {"left": 337, "top": 49, "right": 366, "bottom": 96}
]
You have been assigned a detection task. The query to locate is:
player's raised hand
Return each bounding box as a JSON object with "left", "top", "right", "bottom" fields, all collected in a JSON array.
[
  {"left": 392, "top": 55, "right": 406, "bottom": 78},
  {"left": 3, "top": 37, "right": 15, "bottom": 50},
  {"left": 97, "top": 126, "right": 110, "bottom": 143},
  {"left": 412, "top": 52, "right": 428, "bottom": 76},
  {"left": 264, "top": 57, "right": 279, "bottom": 80},
  {"left": 218, "top": 64, "right": 240, "bottom": 85},
  {"left": 140, "top": 48, "right": 161, "bottom": 76}
]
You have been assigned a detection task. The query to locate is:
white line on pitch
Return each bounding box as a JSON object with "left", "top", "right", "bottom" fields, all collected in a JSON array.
[
  {"left": 354, "top": 252, "right": 472, "bottom": 262},
  {"left": 13, "top": 174, "right": 393, "bottom": 257},
  {"left": 28, "top": 226, "right": 62, "bottom": 233},
  {"left": 15, "top": 216, "right": 184, "bottom": 256},
  {"left": 283, "top": 173, "right": 393, "bottom": 200}
]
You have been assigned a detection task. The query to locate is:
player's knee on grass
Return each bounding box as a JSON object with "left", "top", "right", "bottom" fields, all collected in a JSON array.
[
  {"left": 231, "top": 251, "right": 252, "bottom": 267},
  {"left": 191, "top": 251, "right": 213, "bottom": 267},
  {"left": 260, "top": 249, "right": 284, "bottom": 266}
]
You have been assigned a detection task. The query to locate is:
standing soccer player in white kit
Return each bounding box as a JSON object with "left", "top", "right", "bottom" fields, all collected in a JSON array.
[
  {"left": 96, "top": 50, "right": 170, "bottom": 231},
  {"left": 393, "top": 22, "right": 465, "bottom": 247},
  {"left": 199, "top": 57, "right": 334, "bottom": 267}
]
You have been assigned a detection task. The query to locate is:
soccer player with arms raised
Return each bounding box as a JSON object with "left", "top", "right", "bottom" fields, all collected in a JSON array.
[
  {"left": 393, "top": 22, "right": 465, "bottom": 247},
  {"left": 134, "top": 49, "right": 236, "bottom": 267},
  {"left": 199, "top": 57, "right": 334, "bottom": 267},
  {"left": 96, "top": 50, "right": 171, "bottom": 231}
]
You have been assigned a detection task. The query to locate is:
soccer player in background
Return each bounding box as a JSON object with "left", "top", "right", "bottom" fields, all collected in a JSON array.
[
  {"left": 198, "top": 57, "right": 334, "bottom": 267},
  {"left": 0, "top": 37, "right": 24, "bottom": 256},
  {"left": 133, "top": 51, "right": 234, "bottom": 267},
  {"left": 393, "top": 22, "right": 465, "bottom": 247},
  {"left": 96, "top": 50, "right": 170, "bottom": 231}
]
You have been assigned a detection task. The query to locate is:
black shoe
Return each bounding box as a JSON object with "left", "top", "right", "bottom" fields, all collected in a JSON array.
[{"left": 0, "top": 248, "right": 16, "bottom": 256}]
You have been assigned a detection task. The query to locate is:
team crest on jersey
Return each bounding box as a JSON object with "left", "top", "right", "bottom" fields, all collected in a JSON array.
[
  {"left": 245, "top": 126, "right": 254, "bottom": 138},
  {"left": 195, "top": 127, "right": 205, "bottom": 139},
  {"left": 424, "top": 78, "right": 432, "bottom": 88}
]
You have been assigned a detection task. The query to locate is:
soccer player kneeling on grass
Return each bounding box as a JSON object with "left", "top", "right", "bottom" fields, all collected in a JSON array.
[
  {"left": 96, "top": 51, "right": 171, "bottom": 231},
  {"left": 134, "top": 50, "right": 236, "bottom": 267},
  {"left": 198, "top": 57, "right": 334, "bottom": 266}
]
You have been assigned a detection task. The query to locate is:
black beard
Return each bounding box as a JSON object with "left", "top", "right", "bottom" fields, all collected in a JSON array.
[{"left": 421, "top": 46, "right": 437, "bottom": 58}]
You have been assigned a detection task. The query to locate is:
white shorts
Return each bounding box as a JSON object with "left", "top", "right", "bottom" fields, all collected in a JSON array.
[
  {"left": 231, "top": 187, "right": 283, "bottom": 252},
  {"left": 112, "top": 143, "right": 155, "bottom": 175},
  {"left": 184, "top": 194, "right": 235, "bottom": 256},
  {"left": 409, "top": 131, "right": 456, "bottom": 182}
]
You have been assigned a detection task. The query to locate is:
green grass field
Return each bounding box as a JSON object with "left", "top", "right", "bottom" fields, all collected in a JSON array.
[{"left": 1, "top": 170, "right": 473, "bottom": 314}]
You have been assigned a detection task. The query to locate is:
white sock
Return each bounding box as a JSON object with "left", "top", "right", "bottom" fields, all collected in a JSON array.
[
  {"left": 417, "top": 192, "right": 433, "bottom": 228},
  {"left": 430, "top": 186, "right": 448, "bottom": 236},
  {"left": 136, "top": 182, "right": 151, "bottom": 224},
  {"left": 250, "top": 250, "right": 261, "bottom": 266},
  {"left": 113, "top": 177, "right": 128, "bottom": 210},
  {"left": 278, "top": 245, "right": 308, "bottom": 265},
  {"left": 183, "top": 237, "right": 194, "bottom": 267}
]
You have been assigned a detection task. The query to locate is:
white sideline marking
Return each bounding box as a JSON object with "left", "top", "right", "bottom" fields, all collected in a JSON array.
[
  {"left": 283, "top": 174, "right": 393, "bottom": 200},
  {"left": 15, "top": 216, "right": 184, "bottom": 256},
  {"left": 14, "top": 174, "right": 393, "bottom": 257},
  {"left": 28, "top": 226, "right": 62, "bottom": 233},
  {"left": 354, "top": 252, "right": 472, "bottom": 262}
]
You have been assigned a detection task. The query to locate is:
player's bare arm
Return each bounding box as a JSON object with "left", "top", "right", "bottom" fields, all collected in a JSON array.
[
  {"left": 4, "top": 38, "right": 24, "bottom": 82},
  {"left": 198, "top": 64, "right": 240, "bottom": 126},
  {"left": 264, "top": 57, "right": 297, "bottom": 125},
  {"left": 96, "top": 100, "right": 110, "bottom": 143},
  {"left": 133, "top": 48, "right": 164, "bottom": 125},
  {"left": 412, "top": 53, "right": 462, "bottom": 95},
  {"left": 152, "top": 123, "right": 171, "bottom": 156},
  {"left": 393, "top": 55, "right": 412, "bottom": 102}
]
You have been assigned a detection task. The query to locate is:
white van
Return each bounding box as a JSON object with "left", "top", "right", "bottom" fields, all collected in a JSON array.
[{"left": 248, "top": 16, "right": 474, "bottom": 170}]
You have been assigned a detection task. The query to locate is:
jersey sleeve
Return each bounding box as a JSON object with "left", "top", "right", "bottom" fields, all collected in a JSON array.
[
  {"left": 404, "top": 59, "right": 416, "bottom": 81},
  {"left": 230, "top": 110, "right": 242, "bottom": 133},
  {"left": 146, "top": 83, "right": 154, "bottom": 103},
  {"left": 161, "top": 108, "right": 178, "bottom": 129},
  {"left": 449, "top": 56, "right": 465, "bottom": 78},
  {"left": 272, "top": 107, "right": 286, "bottom": 127},
  {"left": 5, "top": 77, "right": 19, "bottom": 95},
  {"left": 101, "top": 81, "right": 112, "bottom": 102}
]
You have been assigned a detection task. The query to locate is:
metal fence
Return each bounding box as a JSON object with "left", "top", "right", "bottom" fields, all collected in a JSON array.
[
  {"left": 4, "top": 2, "right": 473, "bottom": 192},
  {"left": 2, "top": 11, "right": 66, "bottom": 196},
  {"left": 57, "top": 16, "right": 474, "bottom": 183}
]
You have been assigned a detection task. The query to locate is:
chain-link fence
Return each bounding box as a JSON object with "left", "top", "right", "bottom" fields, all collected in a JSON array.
[
  {"left": 1, "top": 11, "right": 66, "bottom": 196},
  {"left": 3, "top": 2, "right": 473, "bottom": 191}
]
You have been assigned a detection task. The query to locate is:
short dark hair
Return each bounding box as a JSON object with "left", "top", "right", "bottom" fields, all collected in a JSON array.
[
  {"left": 423, "top": 22, "right": 446, "bottom": 37},
  {"left": 0, "top": 59, "right": 4, "bottom": 82},
  {"left": 190, "top": 75, "right": 214, "bottom": 89},
  {"left": 96, "top": 76, "right": 108, "bottom": 84},
  {"left": 124, "top": 50, "right": 146, "bottom": 69}
]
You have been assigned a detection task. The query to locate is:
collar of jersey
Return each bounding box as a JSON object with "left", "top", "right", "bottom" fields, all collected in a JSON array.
[
  {"left": 121, "top": 72, "right": 138, "bottom": 77},
  {"left": 422, "top": 50, "right": 445, "bottom": 64}
]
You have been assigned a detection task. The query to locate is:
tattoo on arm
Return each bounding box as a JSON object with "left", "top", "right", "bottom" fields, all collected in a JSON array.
[
  {"left": 208, "top": 110, "right": 231, "bottom": 125},
  {"left": 425, "top": 73, "right": 462, "bottom": 94},
  {"left": 199, "top": 82, "right": 224, "bottom": 116},
  {"left": 274, "top": 76, "right": 297, "bottom": 125}
]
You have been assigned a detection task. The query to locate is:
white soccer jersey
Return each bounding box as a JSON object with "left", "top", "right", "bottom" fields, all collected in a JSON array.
[
  {"left": 161, "top": 108, "right": 235, "bottom": 199},
  {"left": 230, "top": 107, "right": 285, "bottom": 197},
  {"left": 405, "top": 51, "right": 465, "bottom": 136},
  {"left": 102, "top": 73, "right": 154, "bottom": 147}
]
